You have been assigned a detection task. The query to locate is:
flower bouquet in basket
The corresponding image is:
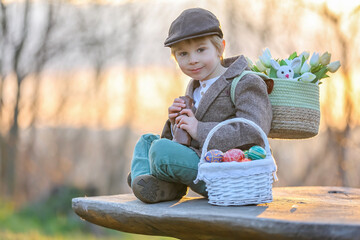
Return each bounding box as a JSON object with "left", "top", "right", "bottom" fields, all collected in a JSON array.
[{"left": 246, "top": 49, "right": 341, "bottom": 139}]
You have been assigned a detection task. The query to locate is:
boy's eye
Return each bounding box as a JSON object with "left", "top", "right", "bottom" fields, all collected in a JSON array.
[
  {"left": 178, "top": 52, "right": 187, "bottom": 57},
  {"left": 197, "top": 48, "right": 205, "bottom": 53}
]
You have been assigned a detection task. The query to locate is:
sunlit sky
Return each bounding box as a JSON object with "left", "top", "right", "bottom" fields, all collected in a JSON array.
[
  {"left": 99, "top": 0, "right": 359, "bottom": 13},
  {"left": 4, "top": 0, "right": 360, "bottom": 12},
  {"left": 314, "top": 0, "right": 360, "bottom": 13}
]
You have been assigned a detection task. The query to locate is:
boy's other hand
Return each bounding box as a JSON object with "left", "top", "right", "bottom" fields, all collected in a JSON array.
[
  {"left": 168, "top": 98, "right": 186, "bottom": 125},
  {"left": 175, "top": 109, "right": 198, "bottom": 139}
]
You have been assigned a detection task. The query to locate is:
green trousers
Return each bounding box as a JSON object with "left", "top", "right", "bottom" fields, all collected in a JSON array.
[{"left": 130, "top": 133, "right": 207, "bottom": 197}]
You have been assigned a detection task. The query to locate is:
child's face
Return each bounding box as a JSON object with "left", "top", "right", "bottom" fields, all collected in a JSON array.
[{"left": 173, "top": 37, "right": 224, "bottom": 81}]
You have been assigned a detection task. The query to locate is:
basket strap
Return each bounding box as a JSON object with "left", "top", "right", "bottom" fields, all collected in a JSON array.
[{"left": 230, "top": 71, "right": 271, "bottom": 105}]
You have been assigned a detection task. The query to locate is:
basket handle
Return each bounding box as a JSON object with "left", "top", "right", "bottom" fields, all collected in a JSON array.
[
  {"left": 231, "top": 70, "right": 272, "bottom": 104},
  {"left": 200, "top": 117, "right": 271, "bottom": 164}
]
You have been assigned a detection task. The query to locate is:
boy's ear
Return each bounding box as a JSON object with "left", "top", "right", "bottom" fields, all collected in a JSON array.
[{"left": 218, "top": 39, "right": 225, "bottom": 57}]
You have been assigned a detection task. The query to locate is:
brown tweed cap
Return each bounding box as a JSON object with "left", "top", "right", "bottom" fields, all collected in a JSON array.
[{"left": 164, "top": 8, "right": 223, "bottom": 47}]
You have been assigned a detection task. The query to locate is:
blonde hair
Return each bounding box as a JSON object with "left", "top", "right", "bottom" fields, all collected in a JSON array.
[{"left": 171, "top": 35, "right": 224, "bottom": 63}]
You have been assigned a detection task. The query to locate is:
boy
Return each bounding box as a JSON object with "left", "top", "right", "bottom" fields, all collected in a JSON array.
[{"left": 129, "top": 8, "right": 272, "bottom": 203}]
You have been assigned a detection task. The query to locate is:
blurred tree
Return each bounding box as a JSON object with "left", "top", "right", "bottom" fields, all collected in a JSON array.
[
  {"left": 21, "top": 1, "right": 58, "bottom": 199},
  {"left": 0, "top": 0, "right": 60, "bottom": 196},
  {"left": 0, "top": 0, "right": 154, "bottom": 200},
  {"left": 0, "top": 0, "right": 7, "bottom": 195},
  {"left": 106, "top": 0, "right": 144, "bottom": 193},
  {"left": 300, "top": 3, "right": 360, "bottom": 187},
  {"left": 0, "top": 0, "right": 32, "bottom": 196}
]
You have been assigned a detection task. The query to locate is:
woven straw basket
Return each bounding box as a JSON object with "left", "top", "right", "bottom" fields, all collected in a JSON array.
[
  {"left": 268, "top": 79, "right": 320, "bottom": 139},
  {"left": 194, "top": 118, "right": 277, "bottom": 206},
  {"left": 231, "top": 71, "right": 320, "bottom": 139}
]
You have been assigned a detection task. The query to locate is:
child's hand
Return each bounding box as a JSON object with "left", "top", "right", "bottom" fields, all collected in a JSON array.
[
  {"left": 175, "top": 109, "right": 198, "bottom": 139},
  {"left": 168, "top": 98, "right": 186, "bottom": 125}
]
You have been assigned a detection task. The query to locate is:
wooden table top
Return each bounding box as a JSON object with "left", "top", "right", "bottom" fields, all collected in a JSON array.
[{"left": 72, "top": 186, "right": 360, "bottom": 240}]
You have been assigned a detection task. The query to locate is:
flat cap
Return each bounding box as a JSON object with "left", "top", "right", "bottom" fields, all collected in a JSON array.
[{"left": 164, "top": 8, "right": 223, "bottom": 47}]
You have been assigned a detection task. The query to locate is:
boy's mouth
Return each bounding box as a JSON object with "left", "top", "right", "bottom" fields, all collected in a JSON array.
[{"left": 190, "top": 67, "right": 203, "bottom": 73}]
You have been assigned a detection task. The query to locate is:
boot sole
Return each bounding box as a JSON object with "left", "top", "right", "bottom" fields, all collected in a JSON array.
[{"left": 132, "top": 175, "right": 187, "bottom": 203}]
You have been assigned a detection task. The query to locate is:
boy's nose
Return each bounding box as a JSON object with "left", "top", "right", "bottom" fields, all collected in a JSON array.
[{"left": 189, "top": 54, "right": 199, "bottom": 64}]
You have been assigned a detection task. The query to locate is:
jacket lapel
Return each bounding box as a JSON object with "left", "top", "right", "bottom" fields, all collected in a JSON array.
[{"left": 185, "top": 79, "right": 199, "bottom": 113}]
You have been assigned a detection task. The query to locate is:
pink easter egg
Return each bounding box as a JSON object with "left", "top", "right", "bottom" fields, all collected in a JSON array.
[{"left": 223, "top": 149, "right": 245, "bottom": 162}]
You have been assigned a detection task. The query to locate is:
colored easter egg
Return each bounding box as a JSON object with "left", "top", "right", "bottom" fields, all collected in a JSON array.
[
  {"left": 204, "top": 149, "right": 224, "bottom": 163},
  {"left": 248, "top": 146, "right": 266, "bottom": 160},
  {"left": 223, "top": 149, "right": 245, "bottom": 162},
  {"left": 244, "top": 150, "right": 249, "bottom": 159},
  {"left": 241, "top": 158, "right": 251, "bottom": 162}
]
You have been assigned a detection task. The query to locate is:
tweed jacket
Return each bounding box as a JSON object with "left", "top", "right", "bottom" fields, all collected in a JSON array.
[{"left": 161, "top": 55, "right": 273, "bottom": 157}]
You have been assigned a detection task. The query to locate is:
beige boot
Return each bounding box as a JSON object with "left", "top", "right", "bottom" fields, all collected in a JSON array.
[
  {"left": 131, "top": 175, "right": 188, "bottom": 203},
  {"left": 127, "top": 172, "right": 131, "bottom": 188}
]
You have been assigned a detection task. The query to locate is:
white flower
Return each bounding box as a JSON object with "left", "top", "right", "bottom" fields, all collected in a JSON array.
[
  {"left": 300, "top": 62, "right": 311, "bottom": 74},
  {"left": 299, "top": 72, "right": 316, "bottom": 82},
  {"left": 320, "top": 52, "right": 331, "bottom": 66},
  {"left": 299, "top": 51, "right": 310, "bottom": 60},
  {"left": 265, "top": 68, "right": 270, "bottom": 75},
  {"left": 310, "top": 52, "right": 320, "bottom": 67},
  {"left": 255, "top": 60, "right": 267, "bottom": 72},
  {"left": 245, "top": 57, "right": 254, "bottom": 69},
  {"left": 259, "top": 48, "right": 272, "bottom": 68},
  {"left": 327, "top": 61, "right": 341, "bottom": 73}
]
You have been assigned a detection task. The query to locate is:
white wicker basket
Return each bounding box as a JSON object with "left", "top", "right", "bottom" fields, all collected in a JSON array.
[{"left": 194, "top": 118, "right": 278, "bottom": 206}]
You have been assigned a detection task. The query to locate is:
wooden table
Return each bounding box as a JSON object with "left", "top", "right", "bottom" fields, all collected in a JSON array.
[{"left": 72, "top": 186, "right": 360, "bottom": 240}]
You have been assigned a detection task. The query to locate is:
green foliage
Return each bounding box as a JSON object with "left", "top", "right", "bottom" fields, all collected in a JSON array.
[
  {"left": 0, "top": 185, "right": 175, "bottom": 240},
  {"left": 0, "top": 230, "right": 174, "bottom": 240},
  {"left": 279, "top": 59, "right": 287, "bottom": 66},
  {"left": 252, "top": 65, "right": 261, "bottom": 72},
  {"left": 293, "top": 73, "right": 301, "bottom": 78},
  {"left": 16, "top": 186, "right": 91, "bottom": 234},
  {"left": 0, "top": 186, "right": 89, "bottom": 235},
  {"left": 289, "top": 51, "right": 297, "bottom": 60},
  {"left": 312, "top": 66, "right": 328, "bottom": 83},
  {"left": 301, "top": 55, "right": 306, "bottom": 66},
  {"left": 269, "top": 66, "right": 277, "bottom": 78}
]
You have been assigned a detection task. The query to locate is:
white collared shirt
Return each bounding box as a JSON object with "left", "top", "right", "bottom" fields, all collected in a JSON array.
[{"left": 193, "top": 76, "right": 220, "bottom": 109}]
